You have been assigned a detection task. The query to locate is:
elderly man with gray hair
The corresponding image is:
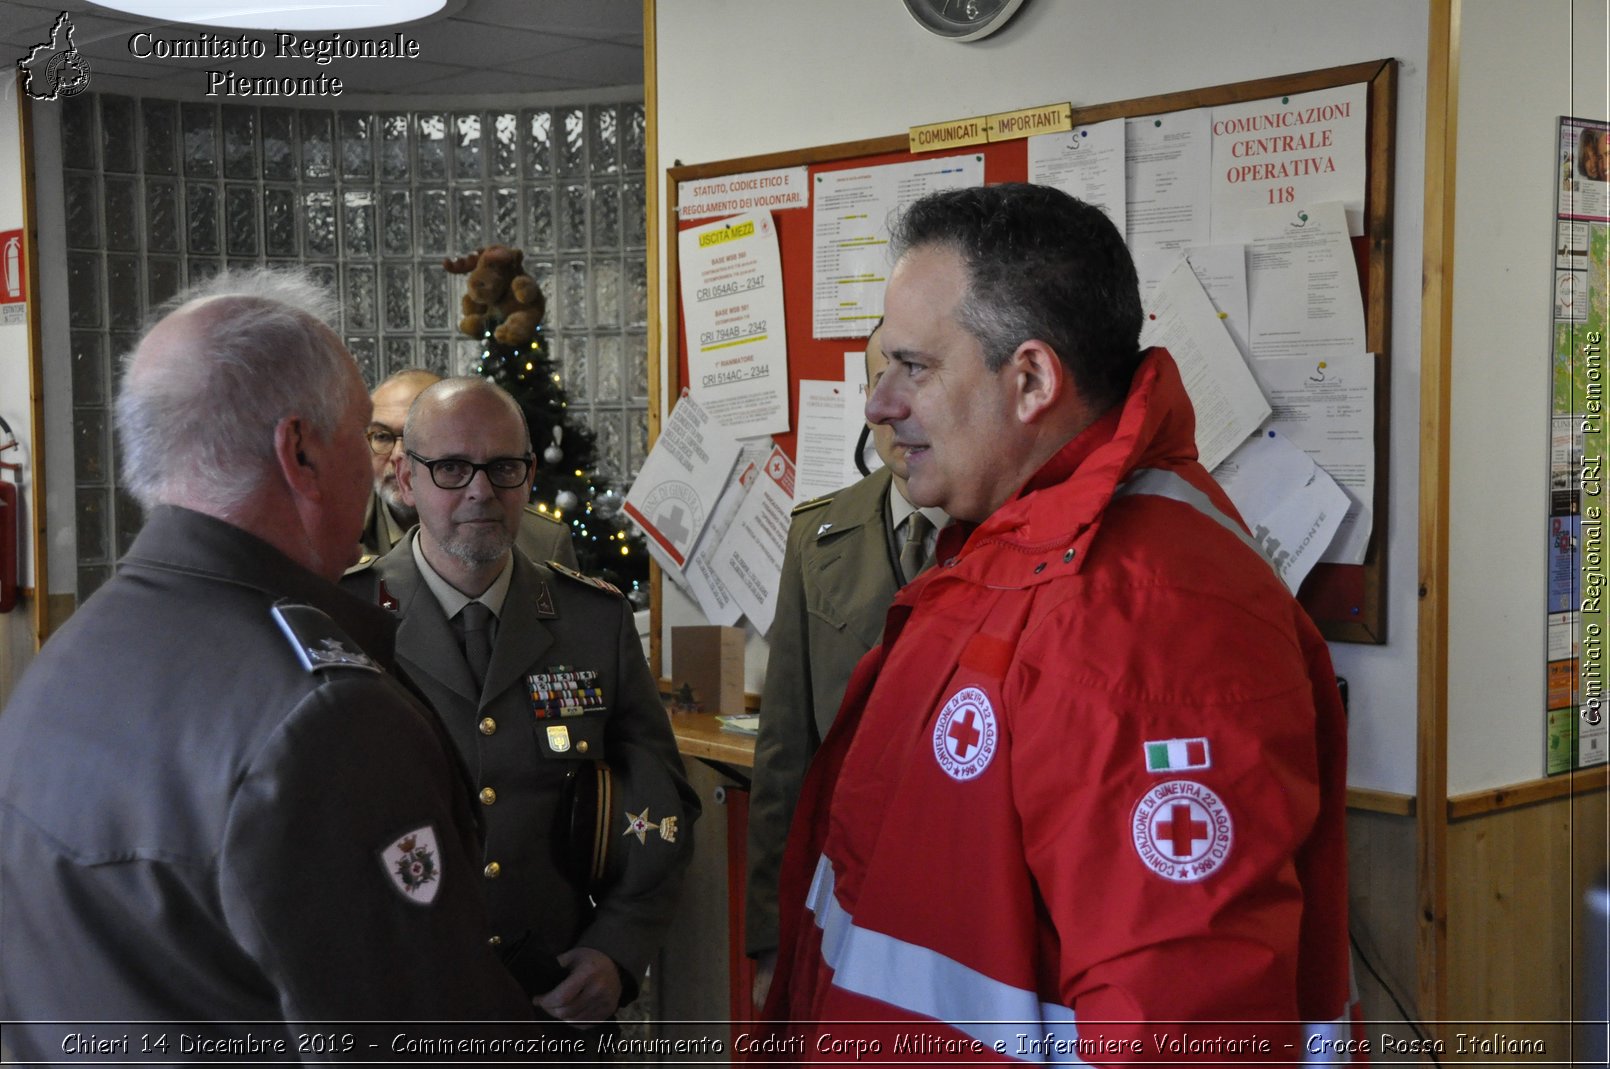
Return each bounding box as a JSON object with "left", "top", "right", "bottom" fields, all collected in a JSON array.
[{"left": 0, "top": 269, "right": 538, "bottom": 1050}]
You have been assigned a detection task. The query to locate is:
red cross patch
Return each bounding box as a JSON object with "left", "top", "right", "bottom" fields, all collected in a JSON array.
[
  {"left": 931, "top": 686, "right": 998, "bottom": 781},
  {"left": 1131, "top": 780, "right": 1233, "bottom": 882}
]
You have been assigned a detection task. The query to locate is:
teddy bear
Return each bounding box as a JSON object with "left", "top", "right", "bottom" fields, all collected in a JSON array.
[{"left": 442, "top": 244, "right": 547, "bottom": 347}]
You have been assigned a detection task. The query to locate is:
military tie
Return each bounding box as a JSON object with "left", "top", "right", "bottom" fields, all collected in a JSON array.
[
  {"left": 460, "top": 601, "right": 494, "bottom": 688},
  {"left": 899, "top": 513, "right": 933, "bottom": 585}
]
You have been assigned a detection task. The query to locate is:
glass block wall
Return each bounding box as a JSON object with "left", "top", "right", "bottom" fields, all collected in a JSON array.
[{"left": 60, "top": 93, "right": 650, "bottom": 600}]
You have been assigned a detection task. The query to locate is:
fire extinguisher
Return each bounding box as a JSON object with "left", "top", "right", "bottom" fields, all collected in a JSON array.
[{"left": 0, "top": 414, "right": 19, "bottom": 613}]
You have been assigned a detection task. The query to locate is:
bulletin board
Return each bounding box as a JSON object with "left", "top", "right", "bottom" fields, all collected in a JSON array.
[{"left": 659, "top": 58, "right": 1397, "bottom": 647}]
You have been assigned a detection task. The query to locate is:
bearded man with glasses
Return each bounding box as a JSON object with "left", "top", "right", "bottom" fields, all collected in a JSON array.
[
  {"left": 343, "top": 377, "right": 697, "bottom": 1033},
  {"left": 357, "top": 366, "right": 576, "bottom": 570}
]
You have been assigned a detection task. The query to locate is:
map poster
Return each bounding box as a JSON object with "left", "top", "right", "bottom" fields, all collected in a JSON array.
[{"left": 1546, "top": 116, "right": 1610, "bottom": 773}]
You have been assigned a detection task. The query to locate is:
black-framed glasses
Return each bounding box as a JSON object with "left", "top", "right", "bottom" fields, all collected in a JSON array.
[
  {"left": 365, "top": 426, "right": 403, "bottom": 455},
  {"left": 406, "top": 450, "right": 533, "bottom": 490}
]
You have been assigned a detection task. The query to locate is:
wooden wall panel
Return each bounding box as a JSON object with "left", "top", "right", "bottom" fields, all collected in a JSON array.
[
  {"left": 1446, "top": 789, "right": 1607, "bottom": 1049},
  {"left": 1348, "top": 811, "right": 1421, "bottom": 1027}
]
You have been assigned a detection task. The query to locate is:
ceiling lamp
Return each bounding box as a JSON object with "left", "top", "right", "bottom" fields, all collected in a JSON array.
[{"left": 87, "top": 1, "right": 453, "bottom": 31}]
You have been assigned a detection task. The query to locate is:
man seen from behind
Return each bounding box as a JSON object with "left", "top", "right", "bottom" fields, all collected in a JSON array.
[{"left": 0, "top": 270, "right": 537, "bottom": 1051}]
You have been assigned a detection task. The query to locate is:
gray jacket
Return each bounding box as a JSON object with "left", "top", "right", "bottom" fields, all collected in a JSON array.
[{"left": 0, "top": 507, "right": 533, "bottom": 1057}]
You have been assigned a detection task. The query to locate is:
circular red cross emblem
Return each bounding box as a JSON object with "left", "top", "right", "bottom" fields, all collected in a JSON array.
[
  {"left": 931, "top": 686, "right": 998, "bottom": 781},
  {"left": 1131, "top": 780, "right": 1233, "bottom": 883}
]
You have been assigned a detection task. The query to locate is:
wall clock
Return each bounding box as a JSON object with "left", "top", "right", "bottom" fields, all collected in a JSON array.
[{"left": 902, "top": 0, "right": 1028, "bottom": 42}]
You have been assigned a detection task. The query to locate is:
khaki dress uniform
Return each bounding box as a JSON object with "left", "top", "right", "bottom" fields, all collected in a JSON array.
[
  {"left": 0, "top": 507, "right": 534, "bottom": 1055},
  {"left": 344, "top": 535, "right": 698, "bottom": 1005},
  {"left": 744, "top": 466, "right": 904, "bottom": 957}
]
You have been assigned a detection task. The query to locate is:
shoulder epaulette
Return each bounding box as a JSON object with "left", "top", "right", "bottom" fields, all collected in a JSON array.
[
  {"left": 524, "top": 503, "right": 568, "bottom": 528},
  {"left": 791, "top": 495, "right": 833, "bottom": 517},
  {"left": 343, "top": 552, "right": 379, "bottom": 577},
  {"left": 547, "top": 561, "right": 623, "bottom": 597},
  {"left": 270, "top": 599, "right": 382, "bottom": 674}
]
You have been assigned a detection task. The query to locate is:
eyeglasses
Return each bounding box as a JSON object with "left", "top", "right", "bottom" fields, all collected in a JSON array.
[
  {"left": 406, "top": 450, "right": 533, "bottom": 490},
  {"left": 365, "top": 427, "right": 402, "bottom": 455}
]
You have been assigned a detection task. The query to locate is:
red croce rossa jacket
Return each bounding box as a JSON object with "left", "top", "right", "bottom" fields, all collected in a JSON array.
[{"left": 758, "top": 348, "right": 1356, "bottom": 1066}]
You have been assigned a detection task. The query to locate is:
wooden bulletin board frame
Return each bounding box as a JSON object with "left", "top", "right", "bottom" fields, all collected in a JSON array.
[{"left": 652, "top": 58, "right": 1397, "bottom": 676}]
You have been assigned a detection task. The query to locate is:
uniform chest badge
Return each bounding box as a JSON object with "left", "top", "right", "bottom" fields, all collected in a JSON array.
[
  {"left": 1132, "top": 780, "right": 1233, "bottom": 883},
  {"left": 381, "top": 825, "right": 441, "bottom": 905},
  {"left": 546, "top": 724, "right": 571, "bottom": 752},
  {"left": 526, "top": 666, "right": 605, "bottom": 719},
  {"left": 623, "top": 808, "right": 678, "bottom": 845},
  {"left": 931, "top": 686, "right": 999, "bottom": 781}
]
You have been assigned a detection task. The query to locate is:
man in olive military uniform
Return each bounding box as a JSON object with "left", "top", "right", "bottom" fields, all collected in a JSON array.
[
  {"left": 0, "top": 271, "right": 537, "bottom": 1054},
  {"left": 344, "top": 377, "right": 698, "bottom": 1026},
  {"left": 361, "top": 366, "right": 577, "bottom": 569},
  {"left": 744, "top": 324, "right": 948, "bottom": 1001}
]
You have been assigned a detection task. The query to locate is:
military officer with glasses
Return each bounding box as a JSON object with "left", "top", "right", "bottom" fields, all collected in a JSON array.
[
  {"left": 359, "top": 367, "right": 576, "bottom": 570},
  {"left": 343, "top": 377, "right": 698, "bottom": 1029}
]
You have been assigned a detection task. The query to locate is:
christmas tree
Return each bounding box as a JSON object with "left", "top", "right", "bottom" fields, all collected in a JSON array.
[{"left": 464, "top": 304, "right": 650, "bottom": 607}]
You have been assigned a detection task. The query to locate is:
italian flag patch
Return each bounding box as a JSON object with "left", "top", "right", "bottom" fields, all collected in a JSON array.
[{"left": 1145, "top": 737, "right": 1210, "bottom": 773}]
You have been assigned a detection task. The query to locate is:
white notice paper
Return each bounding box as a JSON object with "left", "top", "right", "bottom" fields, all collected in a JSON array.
[
  {"left": 1028, "top": 117, "right": 1126, "bottom": 236},
  {"left": 1137, "top": 245, "right": 1252, "bottom": 360},
  {"left": 812, "top": 154, "right": 985, "bottom": 338},
  {"left": 1213, "top": 430, "right": 1349, "bottom": 593},
  {"left": 1210, "top": 83, "right": 1369, "bottom": 240},
  {"left": 679, "top": 211, "right": 790, "bottom": 437},
  {"left": 1243, "top": 202, "right": 1366, "bottom": 361},
  {"left": 1140, "top": 260, "right": 1270, "bottom": 472},
  {"left": 623, "top": 393, "right": 741, "bottom": 572},
  {"left": 1252, "top": 352, "right": 1376, "bottom": 565},
  {"left": 684, "top": 439, "right": 772, "bottom": 626},
  {"left": 1125, "top": 108, "right": 1212, "bottom": 254},
  {"left": 1184, "top": 245, "right": 1252, "bottom": 359},
  {"left": 711, "top": 447, "right": 796, "bottom": 636},
  {"left": 793, "top": 380, "right": 857, "bottom": 506}
]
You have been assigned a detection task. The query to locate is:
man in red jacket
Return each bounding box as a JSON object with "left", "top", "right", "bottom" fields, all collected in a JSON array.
[{"left": 762, "top": 184, "right": 1355, "bottom": 1064}]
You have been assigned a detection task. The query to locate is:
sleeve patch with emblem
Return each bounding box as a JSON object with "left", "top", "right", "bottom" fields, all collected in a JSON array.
[
  {"left": 1131, "top": 780, "right": 1232, "bottom": 883},
  {"left": 382, "top": 825, "right": 442, "bottom": 904}
]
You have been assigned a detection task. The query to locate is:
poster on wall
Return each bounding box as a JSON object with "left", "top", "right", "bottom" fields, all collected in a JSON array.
[
  {"left": 1545, "top": 116, "right": 1610, "bottom": 774},
  {"left": 677, "top": 211, "right": 791, "bottom": 439},
  {"left": 810, "top": 153, "right": 984, "bottom": 339}
]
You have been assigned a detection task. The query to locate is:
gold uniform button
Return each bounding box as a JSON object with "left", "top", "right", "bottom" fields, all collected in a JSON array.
[
  {"left": 483, "top": 861, "right": 501, "bottom": 878},
  {"left": 479, "top": 717, "right": 497, "bottom": 735},
  {"left": 576, "top": 739, "right": 590, "bottom": 754},
  {"left": 479, "top": 787, "right": 497, "bottom": 805},
  {"left": 487, "top": 935, "right": 502, "bottom": 947}
]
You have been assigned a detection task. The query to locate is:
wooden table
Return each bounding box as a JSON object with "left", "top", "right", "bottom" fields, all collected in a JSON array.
[{"left": 668, "top": 711, "right": 755, "bottom": 773}]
